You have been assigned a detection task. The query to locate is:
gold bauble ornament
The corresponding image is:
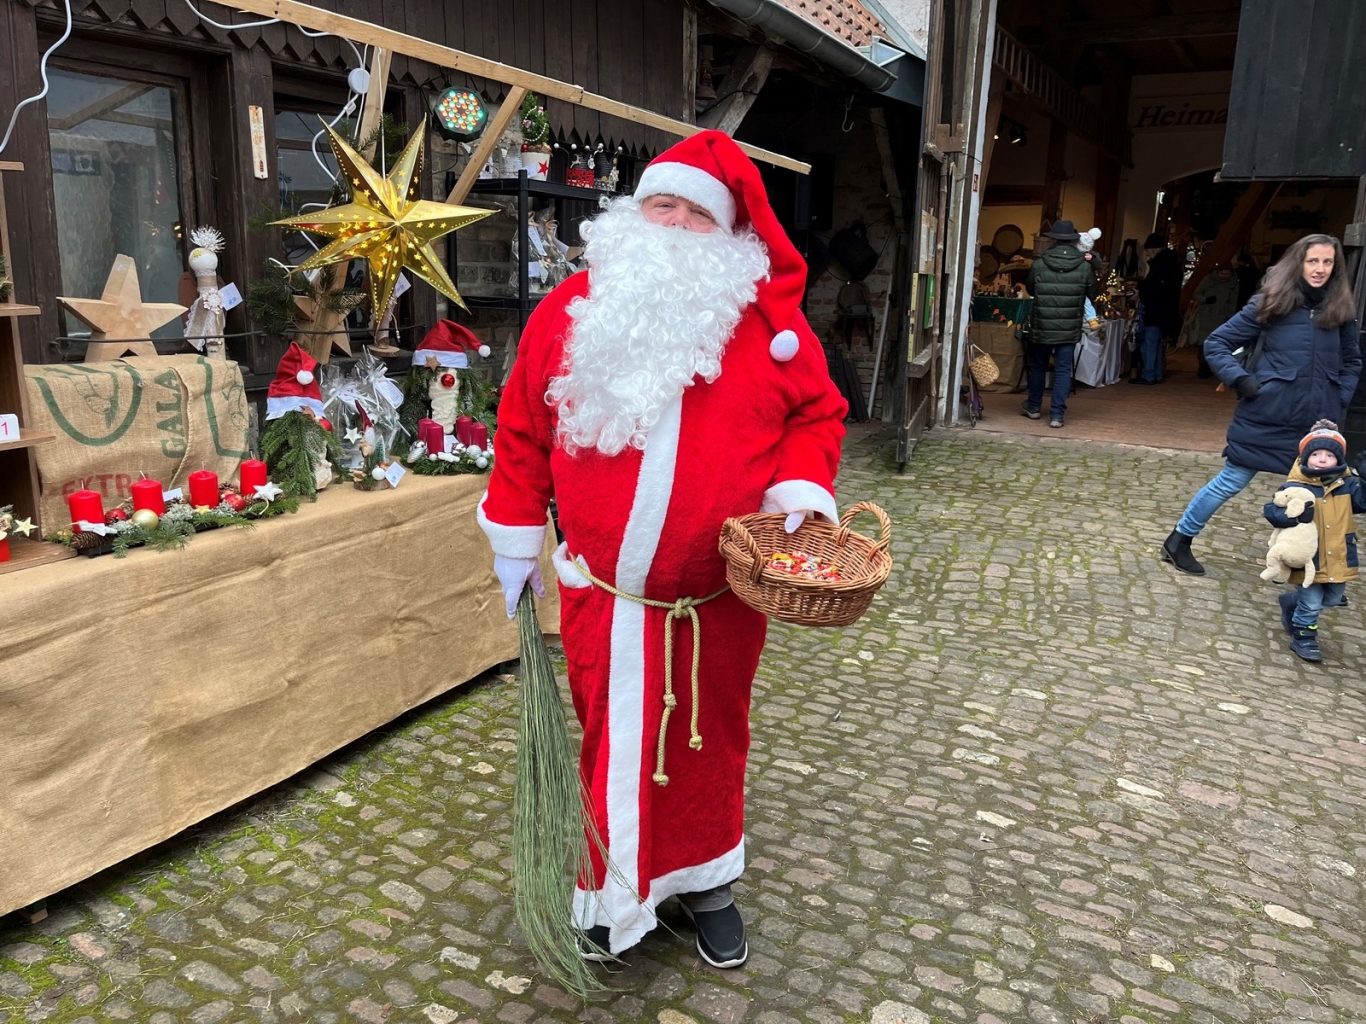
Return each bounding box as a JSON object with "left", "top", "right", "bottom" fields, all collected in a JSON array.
[
  {"left": 131, "top": 508, "right": 160, "bottom": 530},
  {"left": 273, "top": 117, "right": 492, "bottom": 322}
]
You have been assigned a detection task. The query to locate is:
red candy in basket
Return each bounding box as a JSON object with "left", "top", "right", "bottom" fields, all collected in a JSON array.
[{"left": 766, "top": 550, "right": 842, "bottom": 582}]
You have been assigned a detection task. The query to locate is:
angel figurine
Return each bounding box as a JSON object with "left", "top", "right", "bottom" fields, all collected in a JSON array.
[{"left": 184, "top": 226, "right": 227, "bottom": 359}]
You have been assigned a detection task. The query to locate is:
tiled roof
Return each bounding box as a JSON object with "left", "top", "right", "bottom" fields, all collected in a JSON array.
[{"left": 775, "top": 0, "right": 888, "bottom": 48}]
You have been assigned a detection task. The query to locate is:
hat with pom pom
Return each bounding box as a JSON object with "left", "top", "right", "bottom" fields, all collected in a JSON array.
[
  {"left": 413, "top": 319, "right": 491, "bottom": 369},
  {"left": 265, "top": 341, "right": 325, "bottom": 421}
]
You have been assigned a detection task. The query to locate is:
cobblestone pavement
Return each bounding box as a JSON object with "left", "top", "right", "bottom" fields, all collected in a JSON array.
[{"left": 5, "top": 427, "right": 1366, "bottom": 1024}]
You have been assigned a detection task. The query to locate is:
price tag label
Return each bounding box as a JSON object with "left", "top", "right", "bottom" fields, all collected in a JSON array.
[
  {"left": 162, "top": 487, "right": 183, "bottom": 502},
  {"left": 393, "top": 274, "right": 411, "bottom": 298},
  {"left": 443, "top": 433, "right": 455, "bottom": 454},
  {"left": 0, "top": 413, "right": 18, "bottom": 441},
  {"left": 384, "top": 462, "right": 407, "bottom": 489},
  {"left": 219, "top": 282, "right": 243, "bottom": 311}
]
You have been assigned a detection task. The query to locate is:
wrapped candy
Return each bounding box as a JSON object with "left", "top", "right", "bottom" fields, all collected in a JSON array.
[{"left": 766, "top": 550, "right": 842, "bottom": 582}]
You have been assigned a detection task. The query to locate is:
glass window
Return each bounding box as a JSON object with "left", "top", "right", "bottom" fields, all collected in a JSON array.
[
  {"left": 47, "top": 67, "right": 188, "bottom": 339},
  {"left": 276, "top": 109, "right": 357, "bottom": 260}
]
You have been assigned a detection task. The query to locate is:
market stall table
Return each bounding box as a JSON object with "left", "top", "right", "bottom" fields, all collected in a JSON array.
[
  {"left": 1074, "top": 318, "right": 1130, "bottom": 388},
  {"left": 0, "top": 474, "right": 559, "bottom": 918}
]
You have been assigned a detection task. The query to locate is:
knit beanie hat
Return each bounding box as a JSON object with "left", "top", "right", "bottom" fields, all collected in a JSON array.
[{"left": 1299, "top": 419, "right": 1347, "bottom": 474}]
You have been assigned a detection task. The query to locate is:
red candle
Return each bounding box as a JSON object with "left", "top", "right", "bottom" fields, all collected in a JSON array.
[
  {"left": 417, "top": 418, "right": 443, "bottom": 455},
  {"left": 68, "top": 489, "right": 104, "bottom": 529},
  {"left": 239, "top": 459, "right": 268, "bottom": 497},
  {"left": 468, "top": 422, "right": 490, "bottom": 451},
  {"left": 455, "top": 415, "right": 474, "bottom": 446},
  {"left": 131, "top": 478, "right": 166, "bottom": 515},
  {"left": 188, "top": 470, "right": 219, "bottom": 508},
  {"left": 0, "top": 537, "right": 10, "bottom": 562}
]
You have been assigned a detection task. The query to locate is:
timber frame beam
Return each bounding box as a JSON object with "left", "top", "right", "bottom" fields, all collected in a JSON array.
[
  {"left": 698, "top": 43, "right": 775, "bottom": 135},
  {"left": 222, "top": 0, "right": 809, "bottom": 173}
]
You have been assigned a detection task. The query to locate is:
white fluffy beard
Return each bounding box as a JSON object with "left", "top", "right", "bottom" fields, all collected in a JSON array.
[{"left": 547, "top": 197, "right": 770, "bottom": 456}]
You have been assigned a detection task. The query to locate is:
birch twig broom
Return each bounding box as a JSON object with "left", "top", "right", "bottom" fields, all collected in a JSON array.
[{"left": 513, "top": 587, "right": 607, "bottom": 998}]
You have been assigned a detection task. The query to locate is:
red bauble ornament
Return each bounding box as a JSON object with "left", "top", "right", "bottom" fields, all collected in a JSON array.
[
  {"left": 318, "top": 417, "right": 333, "bottom": 432},
  {"left": 223, "top": 492, "right": 248, "bottom": 512},
  {"left": 440, "top": 372, "right": 456, "bottom": 388},
  {"left": 105, "top": 508, "right": 129, "bottom": 524}
]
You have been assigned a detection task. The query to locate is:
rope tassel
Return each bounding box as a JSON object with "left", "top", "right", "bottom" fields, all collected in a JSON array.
[{"left": 574, "top": 556, "right": 725, "bottom": 786}]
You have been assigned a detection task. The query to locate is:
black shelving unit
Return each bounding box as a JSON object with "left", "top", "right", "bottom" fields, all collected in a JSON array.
[{"left": 446, "top": 170, "right": 618, "bottom": 333}]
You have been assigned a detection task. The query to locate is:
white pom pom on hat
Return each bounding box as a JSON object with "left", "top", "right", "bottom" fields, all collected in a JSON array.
[
  {"left": 296, "top": 368, "right": 314, "bottom": 386},
  {"left": 478, "top": 343, "right": 491, "bottom": 357},
  {"left": 770, "top": 329, "right": 800, "bottom": 362}
]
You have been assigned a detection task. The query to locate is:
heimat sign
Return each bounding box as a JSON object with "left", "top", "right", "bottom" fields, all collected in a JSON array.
[{"left": 1132, "top": 94, "right": 1229, "bottom": 132}]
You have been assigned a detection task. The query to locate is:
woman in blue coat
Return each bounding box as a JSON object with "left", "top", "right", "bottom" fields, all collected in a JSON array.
[{"left": 1161, "top": 234, "right": 1361, "bottom": 575}]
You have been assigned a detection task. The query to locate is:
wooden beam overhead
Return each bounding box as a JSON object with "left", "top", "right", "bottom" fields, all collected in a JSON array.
[
  {"left": 697, "top": 44, "right": 775, "bottom": 135},
  {"left": 221, "top": 0, "right": 809, "bottom": 174},
  {"left": 1055, "top": 11, "right": 1240, "bottom": 45}
]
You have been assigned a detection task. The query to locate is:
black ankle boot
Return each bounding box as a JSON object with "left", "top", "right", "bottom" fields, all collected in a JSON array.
[
  {"left": 1161, "top": 530, "right": 1206, "bottom": 576},
  {"left": 1290, "top": 625, "right": 1323, "bottom": 662}
]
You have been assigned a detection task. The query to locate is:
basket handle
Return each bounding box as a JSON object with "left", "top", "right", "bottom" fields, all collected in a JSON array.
[
  {"left": 836, "top": 501, "right": 892, "bottom": 556},
  {"left": 720, "top": 516, "right": 766, "bottom": 585}
]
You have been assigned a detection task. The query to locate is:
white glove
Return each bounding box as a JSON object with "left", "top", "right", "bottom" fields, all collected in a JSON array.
[
  {"left": 494, "top": 555, "right": 546, "bottom": 619},
  {"left": 784, "top": 510, "right": 816, "bottom": 533}
]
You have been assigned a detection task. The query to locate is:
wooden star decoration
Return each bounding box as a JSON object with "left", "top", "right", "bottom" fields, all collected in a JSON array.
[
  {"left": 291, "top": 265, "right": 355, "bottom": 364},
  {"left": 58, "top": 254, "right": 187, "bottom": 346},
  {"left": 274, "top": 116, "right": 491, "bottom": 324}
]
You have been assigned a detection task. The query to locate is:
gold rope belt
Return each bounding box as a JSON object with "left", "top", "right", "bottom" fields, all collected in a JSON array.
[{"left": 573, "top": 557, "right": 728, "bottom": 787}]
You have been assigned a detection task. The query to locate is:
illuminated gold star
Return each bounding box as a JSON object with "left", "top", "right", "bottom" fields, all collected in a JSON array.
[{"left": 274, "top": 117, "right": 491, "bottom": 322}]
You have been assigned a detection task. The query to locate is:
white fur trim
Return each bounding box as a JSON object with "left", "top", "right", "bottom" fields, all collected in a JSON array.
[
  {"left": 770, "top": 329, "right": 800, "bottom": 362},
  {"left": 551, "top": 541, "right": 592, "bottom": 589},
  {"left": 574, "top": 838, "right": 745, "bottom": 954},
  {"left": 574, "top": 396, "right": 681, "bottom": 953},
  {"left": 265, "top": 396, "right": 325, "bottom": 421},
  {"left": 476, "top": 493, "right": 547, "bottom": 558},
  {"left": 761, "top": 479, "right": 839, "bottom": 525},
  {"left": 635, "top": 162, "right": 737, "bottom": 232},
  {"left": 412, "top": 349, "right": 469, "bottom": 368}
]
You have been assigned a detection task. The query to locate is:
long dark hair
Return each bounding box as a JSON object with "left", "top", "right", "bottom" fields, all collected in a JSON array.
[{"left": 1255, "top": 233, "right": 1356, "bottom": 328}]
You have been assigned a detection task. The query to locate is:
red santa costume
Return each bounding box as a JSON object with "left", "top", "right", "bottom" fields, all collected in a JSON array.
[{"left": 478, "top": 131, "right": 847, "bottom": 954}]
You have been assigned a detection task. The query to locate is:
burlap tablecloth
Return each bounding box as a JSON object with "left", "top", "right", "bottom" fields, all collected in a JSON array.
[{"left": 0, "top": 474, "right": 559, "bottom": 916}]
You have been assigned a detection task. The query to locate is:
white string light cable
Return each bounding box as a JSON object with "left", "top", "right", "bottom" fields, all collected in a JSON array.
[{"left": 0, "top": 0, "right": 74, "bottom": 156}]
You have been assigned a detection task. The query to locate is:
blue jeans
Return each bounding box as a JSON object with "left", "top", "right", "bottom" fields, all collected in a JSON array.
[
  {"left": 1293, "top": 582, "right": 1347, "bottom": 628},
  {"left": 1140, "top": 325, "right": 1166, "bottom": 382},
  {"left": 1025, "top": 342, "right": 1076, "bottom": 420},
  {"left": 1175, "top": 460, "right": 1259, "bottom": 537}
]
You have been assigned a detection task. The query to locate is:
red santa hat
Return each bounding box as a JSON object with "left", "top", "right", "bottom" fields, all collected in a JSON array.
[
  {"left": 413, "top": 319, "right": 491, "bottom": 369},
  {"left": 633, "top": 130, "right": 808, "bottom": 360},
  {"left": 265, "top": 341, "right": 325, "bottom": 421}
]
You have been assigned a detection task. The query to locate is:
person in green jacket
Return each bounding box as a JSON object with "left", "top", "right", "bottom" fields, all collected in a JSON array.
[{"left": 1021, "top": 221, "right": 1098, "bottom": 428}]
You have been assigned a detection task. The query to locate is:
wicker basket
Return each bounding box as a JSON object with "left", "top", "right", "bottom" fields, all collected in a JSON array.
[
  {"left": 967, "top": 343, "right": 1000, "bottom": 387},
  {"left": 718, "top": 501, "right": 892, "bottom": 627}
]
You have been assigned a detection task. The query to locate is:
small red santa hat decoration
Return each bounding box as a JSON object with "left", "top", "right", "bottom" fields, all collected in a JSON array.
[
  {"left": 265, "top": 342, "right": 325, "bottom": 421},
  {"left": 413, "top": 319, "right": 491, "bottom": 369},
  {"left": 634, "top": 130, "right": 810, "bottom": 363}
]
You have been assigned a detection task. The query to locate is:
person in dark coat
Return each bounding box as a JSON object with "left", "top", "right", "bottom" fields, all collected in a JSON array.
[
  {"left": 1161, "top": 233, "right": 1362, "bottom": 575},
  {"left": 1133, "top": 232, "right": 1183, "bottom": 384},
  {"left": 1021, "top": 220, "right": 1097, "bottom": 428}
]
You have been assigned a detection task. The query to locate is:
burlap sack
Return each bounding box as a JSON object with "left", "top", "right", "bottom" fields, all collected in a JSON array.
[{"left": 23, "top": 355, "right": 250, "bottom": 535}]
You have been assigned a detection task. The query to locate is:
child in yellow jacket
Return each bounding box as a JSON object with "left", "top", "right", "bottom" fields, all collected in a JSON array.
[{"left": 1265, "top": 420, "right": 1366, "bottom": 662}]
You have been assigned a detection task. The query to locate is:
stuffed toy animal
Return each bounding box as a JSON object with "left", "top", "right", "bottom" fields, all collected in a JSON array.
[{"left": 1261, "top": 485, "right": 1318, "bottom": 585}]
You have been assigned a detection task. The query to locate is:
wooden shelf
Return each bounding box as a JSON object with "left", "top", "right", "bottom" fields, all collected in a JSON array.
[
  {"left": 0, "top": 304, "right": 40, "bottom": 317},
  {"left": 0, "top": 432, "right": 56, "bottom": 453},
  {"left": 0, "top": 536, "right": 76, "bottom": 576},
  {"left": 0, "top": 162, "right": 22, "bottom": 173}
]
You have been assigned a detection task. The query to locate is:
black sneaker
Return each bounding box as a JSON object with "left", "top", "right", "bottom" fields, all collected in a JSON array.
[
  {"left": 1020, "top": 400, "right": 1041, "bottom": 420},
  {"left": 578, "top": 925, "right": 613, "bottom": 963},
  {"left": 680, "top": 901, "right": 748, "bottom": 969},
  {"left": 1279, "top": 591, "right": 1296, "bottom": 637}
]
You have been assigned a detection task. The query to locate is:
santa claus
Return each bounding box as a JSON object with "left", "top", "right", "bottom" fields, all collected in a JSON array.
[{"left": 478, "top": 130, "right": 847, "bottom": 969}]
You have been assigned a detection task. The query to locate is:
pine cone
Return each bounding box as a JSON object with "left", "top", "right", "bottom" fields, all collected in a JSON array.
[{"left": 70, "top": 531, "right": 108, "bottom": 553}]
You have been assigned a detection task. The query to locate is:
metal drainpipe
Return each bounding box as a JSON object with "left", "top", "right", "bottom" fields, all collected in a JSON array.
[{"left": 705, "top": 0, "right": 897, "bottom": 94}]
